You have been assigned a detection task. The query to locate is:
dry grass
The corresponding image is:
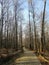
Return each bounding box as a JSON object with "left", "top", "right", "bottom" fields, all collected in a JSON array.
[{"left": 38, "top": 55, "right": 49, "bottom": 63}]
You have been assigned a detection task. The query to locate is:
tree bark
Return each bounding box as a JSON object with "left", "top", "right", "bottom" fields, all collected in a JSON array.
[{"left": 41, "top": 0, "right": 46, "bottom": 52}]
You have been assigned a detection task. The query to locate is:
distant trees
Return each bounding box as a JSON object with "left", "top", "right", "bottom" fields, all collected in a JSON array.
[
  {"left": 13, "top": 0, "right": 18, "bottom": 50},
  {"left": 30, "top": 1, "right": 37, "bottom": 51},
  {"left": 13, "top": 0, "right": 24, "bottom": 50},
  {"left": 0, "top": 0, "right": 24, "bottom": 51},
  {"left": 0, "top": 0, "right": 49, "bottom": 54},
  {"left": 24, "top": 0, "right": 48, "bottom": 55},
  {"left": 19, "top": 13, "right": 24, "bottom": 51},
  {"left": 28, "top": 0, "right": 32, "bottom": 49},
  {"left": 0, "top": 0, "right": 8, "bottom": 48},
  {"left": 27, "top": 0, "right": 37, "bottom": 51}
]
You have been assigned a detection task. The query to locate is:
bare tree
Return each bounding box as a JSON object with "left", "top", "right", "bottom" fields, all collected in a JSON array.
[
  {"left": 13, "top": 0, "right": 24, "bottom": 50},
  {"left": 28, "top": 0, "right": 32, "bottom": 49},
  {"left": 41, "top": 0, "right": 46, "bottom": 52},
  {"left": 29, "top": 0, "right": 38, "bottom": 52},
  {"left": 0, "top": 0, "right": 7, "bottom": 48}
]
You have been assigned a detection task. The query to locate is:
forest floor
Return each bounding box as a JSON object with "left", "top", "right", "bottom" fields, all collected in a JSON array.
[
  {"left": 44, "top": 51, "right": 49, "bottom": 60},
  {"left": 14, "top": 47, "right": 49, "bottom": 65},
  {"left": 0, "top": 47, "right": 49, "bottom": 65},
  {"left": 0, "top": 48, "right": 21, "bottom": 60}
]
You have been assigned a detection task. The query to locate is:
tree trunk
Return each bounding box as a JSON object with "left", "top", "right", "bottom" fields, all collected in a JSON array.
[
  {"left": 1, "top": 0, "right": 4, "bottom": 48},
  {"left": 15, "top": 6, "right": 18, "bottom": 50},
  {"left": 41, "top": 0, "right": 46, "bottom": 52}
]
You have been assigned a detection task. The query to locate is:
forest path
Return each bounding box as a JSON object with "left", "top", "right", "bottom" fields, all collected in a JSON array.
[{"left": 14, "top": 47, "right": 42, "bottom": 65}]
